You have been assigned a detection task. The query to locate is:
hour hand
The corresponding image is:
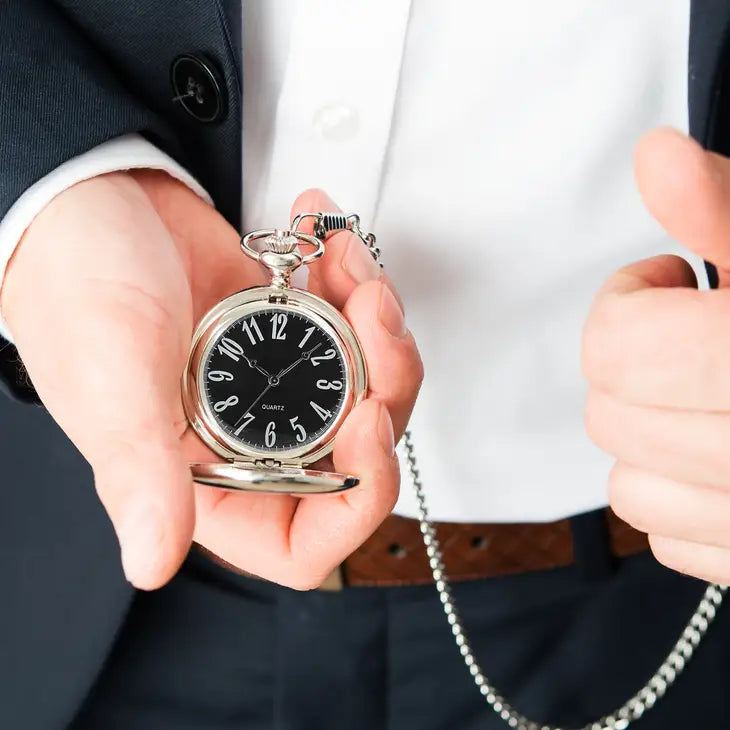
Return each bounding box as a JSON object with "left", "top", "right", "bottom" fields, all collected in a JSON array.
[{"left": 241, "top": 353, "right": 272, "bottom": 379}]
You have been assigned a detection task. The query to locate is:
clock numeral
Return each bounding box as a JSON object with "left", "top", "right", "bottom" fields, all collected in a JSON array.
[
  {"left": 270, "top": 312, "right": 288, "bottom": 340},
  {"left": 316, "top": 379, "right": 343, "bottom": 391},
  {"left": 298, "top": 326, "right": 316, "bottom": 349},
  {"left": 208, "top": 370, "right": 234, "bottom": 382},
  {"left": 310, "top": 400, "right": 333, "bottom": 422},
  {"left": 265, "top": 420, "right": 277, "bottom": 447},
  {"left": 289, "top": 416, "right": 307, "bottom": 443},
  {"left": 217, "top": 337, "right": 244, "bottom": 361},
  {"left": 242, "top": 317, "right": 264, "bottom": 345},
  {"left": 214, "top": 395, "right": 239, "bottom": 413},
  {"left": 311, "top": 348, "right": 336, "bottom": 367},
  {"left": 234, "top": 412, "right": 255, "bottom": 436}
]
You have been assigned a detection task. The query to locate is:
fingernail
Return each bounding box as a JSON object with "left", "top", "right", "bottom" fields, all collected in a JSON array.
[
  {"left": 118, "top": 499, "right": 166, "bottom": 588},
  {"left": 342, "top": 234, "right": 381, "bottom": 284},
  {"left": 378, "top": 283, "right": 407, "bottom": 338},
  {"left": 377, "top": 403, "right": 395, "bottom": 456}
]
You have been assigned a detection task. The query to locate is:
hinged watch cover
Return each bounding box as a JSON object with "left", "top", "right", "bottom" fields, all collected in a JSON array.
[
  {"left": 189, "top": 461, "right": 359, "bottom": 494},
  {"left": 182, "top": 221, "right": 367, "bottom": 495}
]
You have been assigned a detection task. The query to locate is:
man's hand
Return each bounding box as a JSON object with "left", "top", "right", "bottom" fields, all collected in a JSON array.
[
  {"left": 1, "top": 173, "right": 422, "bottom": 591},
  {"left": 583, "top": 127, "right": 730, "bottom": 584}
]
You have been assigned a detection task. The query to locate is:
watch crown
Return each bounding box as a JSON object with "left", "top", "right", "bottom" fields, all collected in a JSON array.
[{"left": 263, "top": 232, "right": 299, "bottom": 255}]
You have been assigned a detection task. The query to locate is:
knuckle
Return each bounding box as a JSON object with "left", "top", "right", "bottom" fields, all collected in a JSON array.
[
  {"left": 411, "top": 344, "right": 425, "bottom": 388},
  {"left": 608, "top": 464, "right": 650, "bottom": 533},
  {"left": 382, "top": 335, "right": 425, "bottom": 402}
]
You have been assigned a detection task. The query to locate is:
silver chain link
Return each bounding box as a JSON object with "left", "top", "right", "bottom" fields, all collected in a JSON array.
[
  {"left": 402, "top": 430, "right": 726, "bottom": 730},
  {"left": 316, "top": 212, "right": 728, "bottom": 729}
]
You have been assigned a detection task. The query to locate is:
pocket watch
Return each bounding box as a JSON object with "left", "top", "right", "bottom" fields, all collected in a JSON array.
[{"left": 182, "top": 212, "right": 378, "bottom": 494}]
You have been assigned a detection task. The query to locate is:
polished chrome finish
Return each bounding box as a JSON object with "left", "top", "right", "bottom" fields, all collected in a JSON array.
[
  {"left": 291, "top": 212, "right": 382, "bottom": 266},
  {"left": 183, "top": 286, "right": 367, "bottom": 469},
  {"left": 345, "top": 213, "right": 382, "bottom": 265},
  {"left": 189, "top": 462, "right": 359, "bottom": 494},
  {"left": 185, "top": 223, "right": 367, "bottom": 494},
  {"left": 316, "top": 212, "right": 349, "bottom": 237},
  {"left": 241, "top": 228, "right": 324, "bottom": 288}
]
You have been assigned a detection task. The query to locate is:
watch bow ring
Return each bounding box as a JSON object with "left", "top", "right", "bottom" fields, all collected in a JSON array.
[{"left": 182, "top": 213, "right": 375, "bottom": 494}]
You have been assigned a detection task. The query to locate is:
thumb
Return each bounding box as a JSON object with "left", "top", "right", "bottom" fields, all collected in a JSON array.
[
  {"left": 2, "top": 173, "right": 195, "bottom": 589},
  {"left": 635, "top": 126, "right": 730, "bottom": 287},
  {"left": 90, "top": 421, "right": 195, "bottom": 591}
]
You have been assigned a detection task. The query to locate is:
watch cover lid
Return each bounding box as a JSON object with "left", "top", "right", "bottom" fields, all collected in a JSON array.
[{"left": 189, "top": 461, "right": 358, "bottom": 494}]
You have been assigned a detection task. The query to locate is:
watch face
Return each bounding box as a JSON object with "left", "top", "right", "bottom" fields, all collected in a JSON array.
[{"left": 201, "top": 307, "right": 348, "bottom": 454}]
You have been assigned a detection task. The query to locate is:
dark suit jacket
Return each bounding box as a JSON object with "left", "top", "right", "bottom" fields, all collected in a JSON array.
[{"left": 0, "top": 2, "right": 728, "bottom": 728}]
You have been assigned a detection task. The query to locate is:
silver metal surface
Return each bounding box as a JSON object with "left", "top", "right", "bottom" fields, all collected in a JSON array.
[
  {"left": 183, "top": 286, "right": 366, "bottom": 468},
  {"left": 183, "top": 223, "right": 368, "bottom": 493},
  {"left": 241, "top": 228, "right": 324, "bottom": 288},
  {"left": 190, "top": 462, "right": 359, "bottom": 494},
  {"left": 291, "top": 211, "right": 382, "bottom": 266}
]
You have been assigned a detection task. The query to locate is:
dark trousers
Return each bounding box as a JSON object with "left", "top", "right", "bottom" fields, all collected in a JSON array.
[{"left": 68, "top": 534, "right": 730, "bottom": 730}]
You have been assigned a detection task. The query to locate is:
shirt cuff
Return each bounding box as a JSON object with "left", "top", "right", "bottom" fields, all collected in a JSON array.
[{"left": 0, "top": 133, "right": 213, "bottom": 342}]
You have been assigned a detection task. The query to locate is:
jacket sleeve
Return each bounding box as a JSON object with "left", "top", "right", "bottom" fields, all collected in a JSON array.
[{"left": 0, "top": 1, "right": 182, "bottom": 403}]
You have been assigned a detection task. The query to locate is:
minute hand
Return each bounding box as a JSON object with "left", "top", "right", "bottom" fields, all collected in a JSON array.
[
  {"left": 276, "top": 343, "right": 322, "bottom": 380},
  {"left": 233, "top": 383, "right": 272, "bottom": 430}
]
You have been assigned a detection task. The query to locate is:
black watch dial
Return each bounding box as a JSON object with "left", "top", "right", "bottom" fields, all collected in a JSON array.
[{"left": 202, "top": 307, "right": 348, "bottom": 453}]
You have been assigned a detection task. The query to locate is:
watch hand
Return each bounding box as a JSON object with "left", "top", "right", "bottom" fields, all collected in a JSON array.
[
  {"left": 230, "top": 343, "right": 321, "bottom": 433},
  {"left": 276, "top": 343, "right": 322, "bottom": 380},
  {"left": 241, "top": 352, "right": 272, "bottom": 379},
  {"left": 233, "top": 383, "right": 272, "bottom": 430}
]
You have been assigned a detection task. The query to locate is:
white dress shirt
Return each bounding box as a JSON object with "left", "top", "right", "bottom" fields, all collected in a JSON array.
[{"left": 0, "top": 1, "right": 700, "bottom": 523}]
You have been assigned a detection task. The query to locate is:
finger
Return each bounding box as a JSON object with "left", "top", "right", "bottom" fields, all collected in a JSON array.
[
  {"left": 649, "top": 534, "right": 730, "bottom": 585},
  {"left": 609, "top": 462, "right": 730, "bottom": 549},
  {"left": 289, "top": 188, "right": 404, "bottom": 312},
  {"left": 585, "top": 389, "right": 730, "bottom": 489},
  {"left": 635, "top": 127, "right": 730, "bottom": 286},
  {"left": 192, "top": 399, "right": 399, "bottom": 590},
  {"left": 4, "top": 173, "right": 196, "bottom": 590},
  {"left": 344, "top": 279, "right": 423, "bottom": 439},
  {"left": 581, "top": 254, "right": 730, "bottom": 411},
  {"left": 287, "top": 399, "right": 399, "bottom": 588}
]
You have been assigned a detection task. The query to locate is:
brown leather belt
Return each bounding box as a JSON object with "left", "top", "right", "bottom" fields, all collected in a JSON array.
[
  {"left": 204, "top": 508, "right": 650, "bottom": 591},
  {"left": 332, "top": 508, "right": 649, "bottom": 590}
]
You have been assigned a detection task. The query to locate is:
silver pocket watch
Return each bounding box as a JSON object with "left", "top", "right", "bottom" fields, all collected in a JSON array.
[{"left": 182, "top": 212, "right": 379, "bottom": 494}]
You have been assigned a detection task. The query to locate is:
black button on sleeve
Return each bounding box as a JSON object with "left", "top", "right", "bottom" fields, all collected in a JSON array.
[{"left": 171, "top": 54, "right": 227, "bottom": 124}]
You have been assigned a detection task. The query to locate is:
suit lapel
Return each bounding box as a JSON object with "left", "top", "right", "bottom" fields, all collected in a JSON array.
[
  {"left": 689, "top": 0, "right": 730, "bottom": 145},
  {"left": 689, "top": 0, "right": 730, "bottom": 288}
]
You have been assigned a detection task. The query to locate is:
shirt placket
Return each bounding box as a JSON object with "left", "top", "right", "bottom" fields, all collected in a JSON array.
[{"left": 256, "top": 0, "right": 412, "bottom": 226}]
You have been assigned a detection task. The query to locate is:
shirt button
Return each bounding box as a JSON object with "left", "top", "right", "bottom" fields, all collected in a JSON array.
[
  {"left": 170, "top": 54, "right": 227, "bottom": 124},
  {"left": 313, "top": 103, "right": 359, "bottom": 141}
]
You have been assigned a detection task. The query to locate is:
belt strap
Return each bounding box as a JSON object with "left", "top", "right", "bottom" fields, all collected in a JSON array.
[
  {"left": 340, "top": 508, "right": 648, "bottom": 587},
  {"left": 199, "top": 508, "right": 649, "bottom": 590}
]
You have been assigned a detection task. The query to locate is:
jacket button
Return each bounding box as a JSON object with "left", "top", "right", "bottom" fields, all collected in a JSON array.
[{"left": 171, "top": 54, "right": 226, "bottom": 124}]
